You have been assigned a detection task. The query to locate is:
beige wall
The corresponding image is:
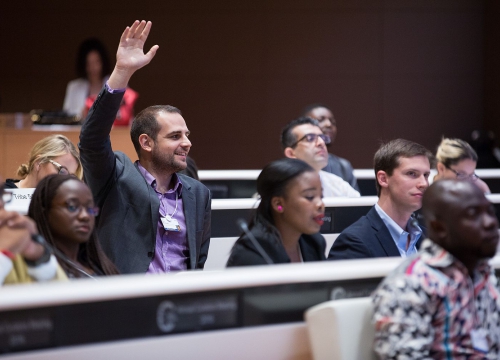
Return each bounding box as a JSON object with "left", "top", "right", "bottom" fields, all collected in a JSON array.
[{"left": 0, "top": 0, "right": 486, "bottom": 170}]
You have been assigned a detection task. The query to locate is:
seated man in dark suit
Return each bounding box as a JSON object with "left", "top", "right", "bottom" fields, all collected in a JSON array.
[
  {"left": 328, "top": 139, "right": 434, "bottom": 260},
  {"left": 303, "top": 104, "right": 359, "bottom": 192},
  {"left": 79, "top": 21, "right": 211, "bottom": 274}
]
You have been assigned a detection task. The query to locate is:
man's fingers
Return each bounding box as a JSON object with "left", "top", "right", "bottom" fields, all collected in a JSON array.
[
  {"left": 128, "top": 20, "right": 141, "bottom": 38},
  {"left": 129, "top": 20, "right": 146, "bottom": 39},
  {"left": 145, "top": 45, "right": 160, "bottom": 62},
  {"left": 135, "top": 20, "right": 147, "bottom": 38},
  {"left": 140, "top": 21, "right": 153, "bottom": 40},
  {"left": 120, "top": 26, "right": 130, "bottom": 44}
]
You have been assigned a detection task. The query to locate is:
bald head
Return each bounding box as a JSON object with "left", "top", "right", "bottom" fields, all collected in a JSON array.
[
  {"left": 422, "top": 179, "right": 499, "bottom": 269},
  {"left": 422, "top": 179, "right": 484, "bottom": 227}
]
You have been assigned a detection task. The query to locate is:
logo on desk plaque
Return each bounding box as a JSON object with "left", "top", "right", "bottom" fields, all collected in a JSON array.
[
  {"left": 156, "top": 301, "right": 178, "bottom": 333},
  {"left": 156, "top": 294, "right": 238, "bottom": 334}
]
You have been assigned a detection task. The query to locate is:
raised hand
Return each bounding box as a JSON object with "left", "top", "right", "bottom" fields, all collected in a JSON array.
[{"left": 108, "top": 20, "right": 159, "bottom": 89}]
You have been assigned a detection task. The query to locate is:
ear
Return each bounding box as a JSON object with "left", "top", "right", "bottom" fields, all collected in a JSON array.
[
  {"left": 429, "top": 219, "right": 447, "bottom": 240},
  {"left": 284, "top": 147, "right": 296, "bottom": 159},
  {"left": 436, "top": 162, "right": 446, "bottom": 173},
  {"left": 271, "top": 196, "right": 284, "bottom": 213},
  {"left": 34, "top": 156, "right": 42, "bottom": 171},
  {"left": 138, "top": 134, "right": 153, "bottom": 153},
  {"left": 376, "top": 170, "right": 389, "bottom": 189}
]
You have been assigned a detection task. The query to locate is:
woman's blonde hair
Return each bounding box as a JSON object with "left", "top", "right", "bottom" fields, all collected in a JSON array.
[
  {"left": 435, "top": 138, "right": 478, "bottom": 168},
  {"left": 17, "top": 134, "right": 83, "bottom": 179}
]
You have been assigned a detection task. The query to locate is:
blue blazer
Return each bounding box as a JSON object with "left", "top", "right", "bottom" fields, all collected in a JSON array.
[{"left": 328, "top": 206, "right": 423, "bottom": 260}]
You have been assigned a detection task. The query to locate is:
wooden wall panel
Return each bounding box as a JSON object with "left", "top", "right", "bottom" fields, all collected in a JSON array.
[{"left": 0, "top": 0, "right": 486, "bottom": 170}]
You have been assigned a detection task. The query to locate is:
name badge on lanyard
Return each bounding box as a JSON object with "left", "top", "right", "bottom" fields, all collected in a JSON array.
[{"left": 161, "top": 215, "right": 181, "bottom": 232}]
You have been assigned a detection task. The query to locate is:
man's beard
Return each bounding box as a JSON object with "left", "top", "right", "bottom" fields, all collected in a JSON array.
[{"left": 151, "top": 146, "right": 187, "bottom": 174}]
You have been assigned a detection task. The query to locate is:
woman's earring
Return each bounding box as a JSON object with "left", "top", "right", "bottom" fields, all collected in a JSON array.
[{"left": 277, "top": 205, "right": 283, "bottom": 212}]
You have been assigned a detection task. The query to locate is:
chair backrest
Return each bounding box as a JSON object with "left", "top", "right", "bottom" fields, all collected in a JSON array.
[{"left": 305, "top": 297, "right": 376, "bottom": 360}]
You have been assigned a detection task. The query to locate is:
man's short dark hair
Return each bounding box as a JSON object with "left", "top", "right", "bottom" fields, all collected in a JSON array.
[
  {"left": 280, "top": 117, "right": 320, "bottom": 149},
  {"left": 374, "top": 138, "right": 435, "bottom": 196},
  {"left": 130, "top": 105, "right": 182, "bottom": 157},
  {"left": 302, "top": 103, "right": 333, "bottom": 117}
]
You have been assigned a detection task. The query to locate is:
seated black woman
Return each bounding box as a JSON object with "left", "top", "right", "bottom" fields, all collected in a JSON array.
[
  {"left": 226, "top": 158, "right": 326, "bottom": 267},
  {"left": 28, "top": 175, "right": 119, "bottom": 279}
]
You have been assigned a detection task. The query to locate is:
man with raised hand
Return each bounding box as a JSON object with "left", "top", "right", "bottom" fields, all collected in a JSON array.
[
  {"left": 372, "top": 179, "right": 500, "bottom": 358},
  {"left": 79, "top": 21, "right": 211, "bottom": 274}
]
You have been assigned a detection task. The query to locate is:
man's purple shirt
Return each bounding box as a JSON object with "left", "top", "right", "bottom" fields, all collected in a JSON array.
[{"left": 137, "top": 162, "right": 189, "bottom": 272}]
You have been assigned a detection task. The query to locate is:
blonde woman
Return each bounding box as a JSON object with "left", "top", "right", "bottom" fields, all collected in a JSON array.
[
  {"left": 434, "top": 138, "right": 490, "bottom": 194},
  {"left": 5, "top": 134, "right": 82, "bottom": 189}
]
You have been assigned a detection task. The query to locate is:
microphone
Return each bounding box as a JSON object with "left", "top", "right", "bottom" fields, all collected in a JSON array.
[
  {"left": 236, "top": 219, "right": 274, "bottom": 265},
  {"left": 409, "top": 214, "right": 420, "bottom": 229},
  {"left": 32, "top": 234, "right": 96, "bottom": 280}
]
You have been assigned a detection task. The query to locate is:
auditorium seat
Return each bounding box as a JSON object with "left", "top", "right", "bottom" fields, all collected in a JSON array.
[{"left": 305, "top": 297, "right": 375, "bottom": 360}]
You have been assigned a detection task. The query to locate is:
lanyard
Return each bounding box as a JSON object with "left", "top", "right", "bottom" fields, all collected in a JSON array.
[{"left": 159, "top": 191, "right": 178, "bottom": 219}]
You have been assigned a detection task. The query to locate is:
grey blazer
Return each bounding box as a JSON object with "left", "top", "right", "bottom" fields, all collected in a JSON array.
[{"left": 79, "top": 87, "right": 211, "bottom": 274}]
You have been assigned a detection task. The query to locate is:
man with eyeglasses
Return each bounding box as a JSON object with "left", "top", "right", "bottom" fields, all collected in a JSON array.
[
  {"left": 280, "top": 117, "right": 360, "bottom": 197},
  {"left": 302, "top": 104, "right": 359, "bottom": 192},
  {"left": 329, "top": 139, "right": 434, "bottom": 260},
  {"left": 0, "top": 182, "right": 66, "bottom": 284}
]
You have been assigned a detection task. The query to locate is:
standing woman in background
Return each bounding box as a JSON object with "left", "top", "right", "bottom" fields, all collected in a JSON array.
[
  {"left": 28, "top": 175, "right": 119, "bottom": 278},
  {"left": 434, "top": 138, "right": 491, "bottom": 194},
  {"left": 63, "top": 38, "right": 138, "bottom": 125},
  {"left": 227, "top": 158, "right": 326, "bottom": 267},
  {"left": 5, "top": 134, "right": 82, "bottom": 189},
  {"left": 63, "top": 38, "right": 111, "bottom": 119}
]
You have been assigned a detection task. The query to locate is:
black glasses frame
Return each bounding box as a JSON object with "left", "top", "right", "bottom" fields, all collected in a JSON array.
[
  {"left": 48, "top": 159, "right": 70, "bottom": 175},
  {"left": 290, "top": 133, "right": 331, "bottom": 148},
  {"left": 445, "top": 164, "right": 479, "bottom": 182}
]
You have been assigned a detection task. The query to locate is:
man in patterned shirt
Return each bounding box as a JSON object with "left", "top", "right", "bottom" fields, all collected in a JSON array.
[{"left": 372, "top": 179, "right": 500, "bottom": 359}]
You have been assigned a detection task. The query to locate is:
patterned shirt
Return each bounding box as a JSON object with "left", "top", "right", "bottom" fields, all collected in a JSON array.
[{"left": 372, "top": 239, "right": 500, "bottom": 359}]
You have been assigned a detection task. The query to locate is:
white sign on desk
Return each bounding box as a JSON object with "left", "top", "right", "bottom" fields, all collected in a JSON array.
[{"left": 4, "top": 188, "right": 35, "bottom": 215}]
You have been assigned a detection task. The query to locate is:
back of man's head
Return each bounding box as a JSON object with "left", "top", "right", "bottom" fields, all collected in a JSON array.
[
  {"left": 280, "top": 117, "right": 320, "bottom": 150},
  {"left": 130, "top": 105, "right": 181, "bottom": 158},
  {"left": 374, "top": 138, "right": 434, "bottom": 196}
]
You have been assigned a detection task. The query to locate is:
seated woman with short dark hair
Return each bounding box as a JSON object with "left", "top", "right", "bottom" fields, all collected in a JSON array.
[
  {"left": 227, "top": 158, "right": 326, "bottom": 267},
  {"left": 28, "top": 175, "right": 119, "bottom": 278}
]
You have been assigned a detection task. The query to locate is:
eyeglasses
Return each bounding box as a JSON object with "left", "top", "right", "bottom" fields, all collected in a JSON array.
[
  {"left": 58, "top": 201, "right": 100, "bottom": 216},
  {"left": 290, "top": 133, "right": 331, "bottom": 148},
  {"left": 48, "top": 159, "right": 70, "bottom": 175},
  {"left": 445, "top": 165, "right": 479, "bottom": 182},
  {"left": 0, "top": 185, "right": 12, "bottom": 204}
]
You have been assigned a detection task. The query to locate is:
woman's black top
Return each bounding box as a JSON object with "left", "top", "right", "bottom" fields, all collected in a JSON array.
[
  {"left": 4, "top": 179, "right": 20, "bottom": 188},
  {"left": 226, "top": 222, "right": 326, "bottom": 267}
]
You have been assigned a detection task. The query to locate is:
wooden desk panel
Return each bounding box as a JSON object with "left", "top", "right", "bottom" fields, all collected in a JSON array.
[{"left": 0, "top": 127, "right": 137, "bottom": 179}]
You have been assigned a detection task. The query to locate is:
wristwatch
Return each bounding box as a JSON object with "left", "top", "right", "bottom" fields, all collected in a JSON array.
[{"left": 24, "top": 234, "right": 52, "bottom": 267}]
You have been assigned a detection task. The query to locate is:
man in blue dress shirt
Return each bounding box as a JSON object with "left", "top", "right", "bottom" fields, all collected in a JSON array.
[{"left": 328, "top": 139, "right": 434, "bottom": 260}]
